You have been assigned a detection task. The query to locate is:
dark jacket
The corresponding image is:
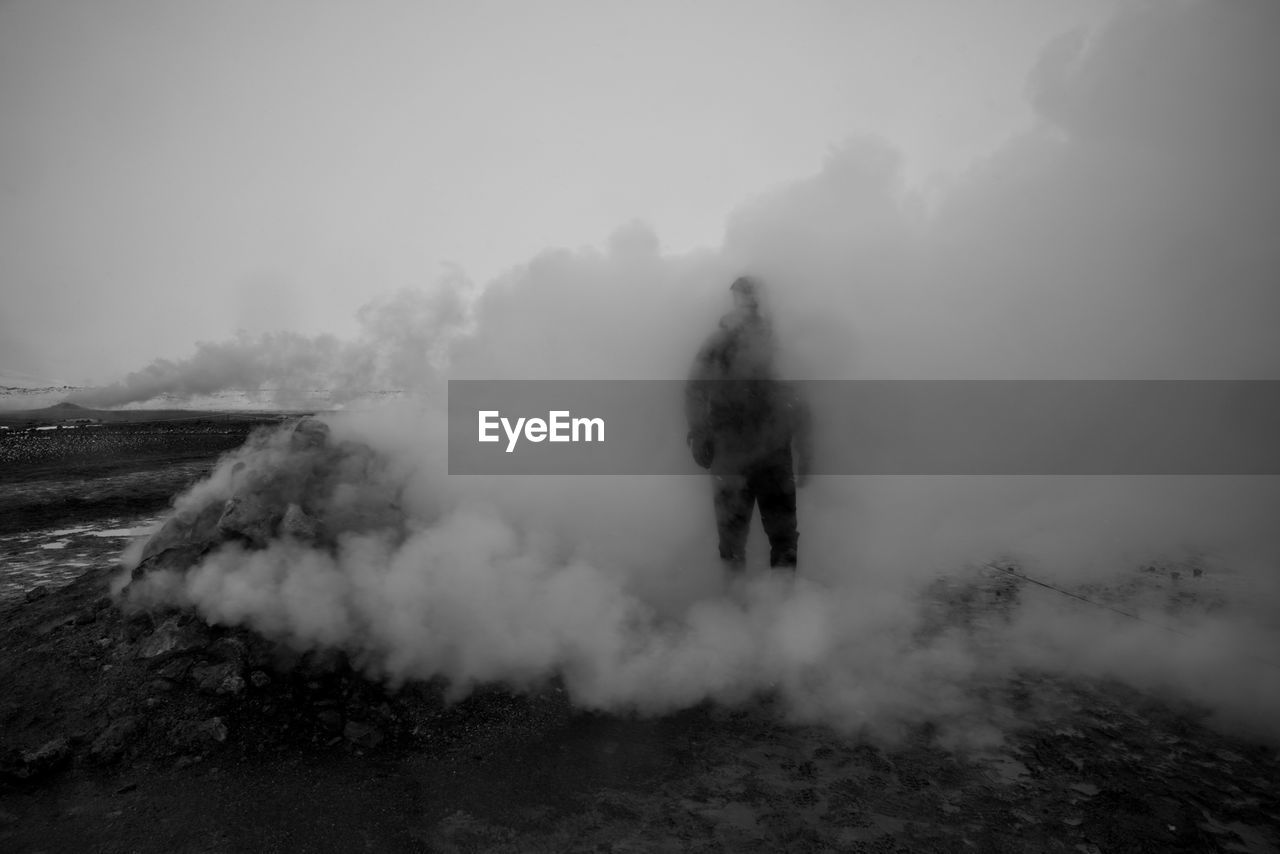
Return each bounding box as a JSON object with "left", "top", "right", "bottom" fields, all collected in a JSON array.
[{"left": 685, "top": 313, "right": 812, "bottom": 476}]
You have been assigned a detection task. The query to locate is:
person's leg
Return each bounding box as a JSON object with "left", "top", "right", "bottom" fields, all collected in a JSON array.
[
  {"left": 713, "top": 474, "right": 753, "bottom": 571},
  {"left": 755, "top": 465, "right": 798, "bottom": 570}
]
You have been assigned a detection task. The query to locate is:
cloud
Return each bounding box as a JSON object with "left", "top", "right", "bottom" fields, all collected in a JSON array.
[{"left": 1030, "top": 0, "right": 1280, "bottom": 160}]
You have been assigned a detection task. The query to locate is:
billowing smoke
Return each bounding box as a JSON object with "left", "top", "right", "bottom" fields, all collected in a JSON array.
[
  {"left": 121, "top": 1, "right": 1280, "bottom": 744},
  {"left": 70, "top": 267, "right": 477, "bottom": 408},
  {"left": 68, "top": 330, "right": 351, "bottom": 409}
]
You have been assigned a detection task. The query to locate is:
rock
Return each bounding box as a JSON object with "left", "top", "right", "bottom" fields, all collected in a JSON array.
[
  {"left": 279, "top": 503, "right": 321, "bottom": 541},
  {"left": 137, "top": 617, "right": 211, "bottom": 659},
  {"left": 317, "top": 710, "right": 344, "bottom": 733},
  {"left": 241, "top": 635, "right": 277, "bottom": 670},
  {"left": 249, "top": 670, "right": 271, "bottom": 688},
  {"left": 217, "top": 495, "right": 281, "bottom": 547},
  {"left": 170, "top": 717, "right": 228, "bottom": 751},
  {"left": 298, "top": 648, "right": 348, "bottom": 680},
  {"left": 218, "top": 675, "right": 246, "bottom": 696},
  {"left": 154, "top": 657, "right": 193, "bottom": 681},
  {"left": 190, "top": 662, "right": 244, "bottom": 695},
  {"left": 132, "top": 501, "right": 224, "bottom": 578},
  {"left": 130, "top": 545, "right": 208, "bottom": 582},
  {"left": 90, "top": 717, "right": 142, "bottom": 765},
  {"left": 24, "top": 585, "right": 49, "bottom": 603},
  {"left": 343, "top": 721, "right": 384, "bottom": 749},
  {"left": 124, "top": 612, "right": 155, "bottom": 643},
  {"left": 207, "top": 634, "right": 250, "bottom": 663},
  {"left": 290, "top": 418, "right": 330, "bottom": 451},
  {"left": 142, "top": 502, "right": 224, "bottom": 561},
  {"left": 206, "top": 719, "right": 228, "bottom": 742},
  {"left": 35, "top": 614, "right": 77, "bottom": 636},
  {"left": 16, "top": 737, "right": 72, "bottom": 779}
]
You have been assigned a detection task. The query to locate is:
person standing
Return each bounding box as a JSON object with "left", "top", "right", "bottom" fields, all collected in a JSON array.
[{"left": 685, "top": 276, "right": 812, "bottom": 572}]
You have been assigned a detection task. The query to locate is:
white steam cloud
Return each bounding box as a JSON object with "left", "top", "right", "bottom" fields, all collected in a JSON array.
[
  {"left": 70, "top": 268, "right": 477, "bottom": 408},
  {"left": 122, "top": 1, "right": 1280, "bottom": 744}
]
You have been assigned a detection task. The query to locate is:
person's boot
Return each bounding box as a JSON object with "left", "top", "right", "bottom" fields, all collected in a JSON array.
[{"left": 769, "top": 542, "right": 797, "bottom": 572}]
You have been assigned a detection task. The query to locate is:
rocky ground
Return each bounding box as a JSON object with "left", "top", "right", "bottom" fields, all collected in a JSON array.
[
  {"left": 0, "top": 412, "right": 287, "bottom": 536},
  {"left": 1, "top": 418, "right": 1278, "bottom": 853}
]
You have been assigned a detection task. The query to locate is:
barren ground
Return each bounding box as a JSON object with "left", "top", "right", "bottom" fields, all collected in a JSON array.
[{"left": 1, "top": 419, "right": 1277, "bottom": 853}]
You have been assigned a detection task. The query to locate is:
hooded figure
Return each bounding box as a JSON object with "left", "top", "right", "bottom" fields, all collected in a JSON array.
[{"left": 685, "top": 276, "right": 812, "bottom": 571}]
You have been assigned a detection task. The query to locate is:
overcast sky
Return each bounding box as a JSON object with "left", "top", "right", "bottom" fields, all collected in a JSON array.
[{"left": 0, "top": 0, "right": 1128, "bottom": 385}]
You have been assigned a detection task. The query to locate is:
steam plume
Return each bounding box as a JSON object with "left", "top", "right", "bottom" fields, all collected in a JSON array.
[
  {"left": 121, "top": 1, "right": 1280, "bottom": 743},
  {"left": 70, "top": 269, "right": 476, "bottom": 408}
]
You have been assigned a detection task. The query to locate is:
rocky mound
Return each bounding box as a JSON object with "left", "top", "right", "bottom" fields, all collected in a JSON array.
[
  {"left": 124, "top": 417, "right": 402, "bottom": 587},
  {"left": 3, "top": 417, "right": 568, "bottom": 786}
]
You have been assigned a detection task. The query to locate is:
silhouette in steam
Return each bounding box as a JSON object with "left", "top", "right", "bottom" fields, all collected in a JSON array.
[{"left": 685, "top": 276, "right": 813, "bottom": 572}]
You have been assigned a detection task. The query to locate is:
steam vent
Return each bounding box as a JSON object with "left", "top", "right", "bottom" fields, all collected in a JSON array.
[
  {"left": 126, "top": 418, "right": 400, "bottom": 589},
  {"left": 1, "top": 415, "right": 566, "bottom": 793}
]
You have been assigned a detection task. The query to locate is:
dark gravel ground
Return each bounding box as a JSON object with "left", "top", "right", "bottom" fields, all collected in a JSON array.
[
  {"left": 1, "top": 421, "right": 1277, "bottom": 853},
  {"left": 0, "top": 417, "right": 285, "bottom": 536},
  {"left": 4, "top": 565, "right": 1278, "bottom": 853}
]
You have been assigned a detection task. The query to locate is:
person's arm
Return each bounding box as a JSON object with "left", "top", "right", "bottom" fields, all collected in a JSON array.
[
  {"left": 684, "top": 334, "right": 720, "bottom": 468},
  {"left": 684, "top": 333, "right": 722, "bottom": 430},
  {"left": 790, "top": 385, "right": 814, "bottom": 486}
]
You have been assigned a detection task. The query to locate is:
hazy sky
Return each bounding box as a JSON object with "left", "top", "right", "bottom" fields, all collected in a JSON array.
[{"left": 0, "top": 0, "right": 1120, "bottom": 384}]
